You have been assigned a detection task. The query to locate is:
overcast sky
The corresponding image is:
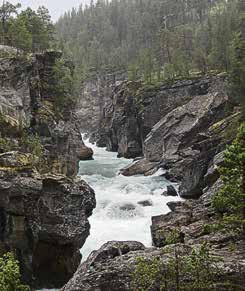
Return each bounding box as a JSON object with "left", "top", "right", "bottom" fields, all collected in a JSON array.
[{"left": 10, "top": 0, "right": 91, "bottom": 22}]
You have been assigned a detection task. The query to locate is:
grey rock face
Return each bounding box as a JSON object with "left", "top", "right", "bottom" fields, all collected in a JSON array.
[
  {"left": 76, "top": 72, "right": 127, "bottom": 137},
  {"left": 0, "top": 152, "right": 96, "bottom": 288},
  {"left": 144, "top": 89, "right": 229, "bottom": 162},
  {"left": 120, "top": 158, "right": 160, "bottom": 176},
  {"left": 0, "top": 52, "right": 96, "bottom": 288},
  {"left": 0, "top": 52, "right": 93, "bottom": 177},
  {"left": 62, "top": 234, "right": 244, "bottom": 291},
  {"left": 162, "top": 185, "right": 178, "bottom": 197},
  {"left": 91, "top": 77, "right": 217, "bottom": 159},
  {"left": 61, "top": 241, "right": 146, "bottom": 291},
  {"left": 124, "top": 76, "right": 236, "bottom": 198}
]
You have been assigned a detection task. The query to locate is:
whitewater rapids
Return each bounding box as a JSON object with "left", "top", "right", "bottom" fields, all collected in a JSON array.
[{"left": 79, "top": 138, "right": 180, "bottom": 260}]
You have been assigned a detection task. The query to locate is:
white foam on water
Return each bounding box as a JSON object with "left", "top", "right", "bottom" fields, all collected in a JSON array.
[{"left": 79, "top": 137, "right": 181, "bottom": 260}]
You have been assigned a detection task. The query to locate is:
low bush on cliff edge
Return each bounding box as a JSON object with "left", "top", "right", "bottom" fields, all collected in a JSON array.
[
  {"left": 212, "top": 122, "right": 245, "bottom": 232},
  {"left": 0, "top": 252, "right": 30, "bottom": 291},
  {"left": 132, "top": 243, "right": 222, "bottom": 291}
]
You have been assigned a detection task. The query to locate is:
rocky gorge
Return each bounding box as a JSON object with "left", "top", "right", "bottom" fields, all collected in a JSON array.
[
  {"left": 0, "top": 50, "right": 244, "bottom": 291},
  {"left": 63, "top": 72, "right": 244, "bottom": 290}
]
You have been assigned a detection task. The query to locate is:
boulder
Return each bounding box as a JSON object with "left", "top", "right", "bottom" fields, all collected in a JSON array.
[
  {"left": 120, "top": 158, "right": 159, "bottom": 176},
  {"left": 162, "top": 185, "right": 178, "bottom": 197},
  {"left": 137, "top": 199, "right": 153, "bottom": 207},
  {"left": 77, "top": 146, "right": 93, "bottom": 160},
  {"left": 204, "top": 151, "right": 225, "bottom": 187},
  {"left": 61, "top": 241, "right": 146, "bottom": 291}
]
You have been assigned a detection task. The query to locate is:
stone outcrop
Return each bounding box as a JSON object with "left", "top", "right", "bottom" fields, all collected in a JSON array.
[
  {"left": 121, "top": 76, "right": 239, "bottom": 198},
  {"left": 95, "top": 76, "right": 221, "bottom": 158},
  {"left": 62, "top": 231, "right": 244, "bottom": 291},
  {"left": 0, "top": 52, "right": 96, "bottom": 288},
  {"left": 62, "top": 242, "right": 245, "bottom": 291},
  {"left": 76, "top": 71, "right": 127, "bottom": 144},
  {"left": 61, "top": 241, "right": 146, "bottom": 291},
  {"left": 0, "top": 51, "right": 93, "bottom": 177},
  {"left": 0, "top": 151, "right": 96, "bottom": 288}
]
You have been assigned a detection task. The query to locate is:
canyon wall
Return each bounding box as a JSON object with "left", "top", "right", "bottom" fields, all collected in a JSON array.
[{"left": 0, "top": 51, "right": 96, "bottom": 288}]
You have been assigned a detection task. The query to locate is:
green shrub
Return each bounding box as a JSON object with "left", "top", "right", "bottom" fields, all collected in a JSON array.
[
  {"left": 132, "top": 257, "right": 163, "bottom": 291},
  {"left": 20, "top": 133, "right": 43, "bottom": 158},
  {"left": 0, "top": 137, "right": 16, "bottom": 153},
  {"left": 132, "top": 243, "right": 222, "bottom": 291},
  {"left": 0, "top": 252, "right": 30, "bottom": 291}
]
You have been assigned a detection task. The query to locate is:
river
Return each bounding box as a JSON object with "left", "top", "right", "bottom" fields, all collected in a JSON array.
[{"left": 79, "top": 138, "right": 180, "bottom": 260}]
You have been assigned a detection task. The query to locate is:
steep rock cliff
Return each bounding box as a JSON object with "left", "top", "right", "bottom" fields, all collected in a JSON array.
[
  {"left": 76, "top": 71, "right": 126, "bottom": 145},
  {"left": 0, "top": 51, "right": 93, "bottom": 177},
  {"left": 97, "top": 76, "right": 222, "bottom": 159},
  {"left": 0, "top": 51, "right": 96, "bottom": 288},
  {"left": 120, "top": 76, "right": 238, "bottom": 198}
]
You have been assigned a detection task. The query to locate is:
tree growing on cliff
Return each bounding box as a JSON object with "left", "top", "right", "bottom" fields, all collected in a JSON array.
[
  {"left": 0, "top": 1, "right": 20, "bottom": 44},
  {"left": 0, "top": 252, "right": 30, "bottom": 291},
  {"left": 212, "top": 122, "right": 245, "bottom": 232}
]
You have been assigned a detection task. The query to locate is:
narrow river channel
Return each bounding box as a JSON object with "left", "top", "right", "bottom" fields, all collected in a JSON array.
[{"left": 79, "top": 138, "right": 180, "bottom": 260}]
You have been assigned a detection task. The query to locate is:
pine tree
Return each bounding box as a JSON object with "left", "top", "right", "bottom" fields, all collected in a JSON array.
[{"left": 212, "top": 123, "right": 245, "bottom": 231}]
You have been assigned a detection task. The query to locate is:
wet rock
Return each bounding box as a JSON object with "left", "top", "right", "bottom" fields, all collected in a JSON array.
[
  {"left": 77, "top": 145, "right": 93, "bottom": 160},
  {"left": 120, "top": 158, "right": 159, "bottom": 176},
  {"left": 162, "top": 185, "right": 178, "bottom": 197},
  {"left": 119, "top": 203, "right": 136, "bottom": 211},
  {"left": 96, "top": 77, "right": 215, "bottom": 159},
  {"left": 137, "top": 199, "right": 153, "bottom": 207},
  {"left": 76, "top": 72, "right": 127, "bottom": 135}
]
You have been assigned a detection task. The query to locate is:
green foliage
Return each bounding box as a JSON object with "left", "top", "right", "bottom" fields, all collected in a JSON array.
[
  {"left": 163, "top": 63, "right": 175, "bottom": 81},
  {"left": 0, "top": 1, "right": 54, "bottom": 53},
  {"left": 0, "top": 1, "right": 20, "bottom": 44},
  {"left": 132, "top": 257, "right": 162, "bottom": 291},
  {"left": 51, "top": 58, "right": 76, "bottom": 115},
  {"left": 56, "top": 0, "right": 242, "bottom": 85},
  {"left": 0, "top": 137, "right": 16, "bottom": 153},
  {"left": 20, "top": 133, "right": 43, "bottom": 158},
  {"left": 0, "top": 252, "right": 30, "bottom": 291},
  {"left": 228, "top": 1, "right": 245, "bottom": 119},
  {"left": 128, "top": 63, "right": 140, "bottom": 82},
  {"left": 212, "top": 123, "right": 245, "bottom": 231},
  {"left": 165, "top": 229, "right": 181, "bottom": 245},
  {"left": 132, "top": 243, "right": 222, "bottom": 291},
  {"left": 9, "top": 18, "right": 32, "bottom": 52}
]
